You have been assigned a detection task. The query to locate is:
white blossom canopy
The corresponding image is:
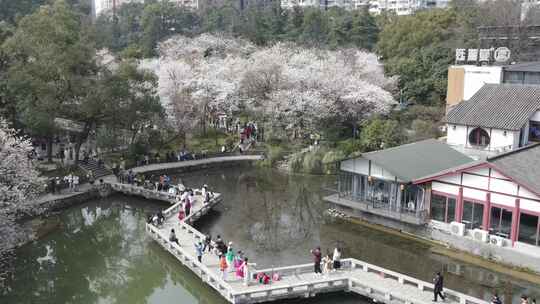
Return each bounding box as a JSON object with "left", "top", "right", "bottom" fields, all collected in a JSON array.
[
  {"left": 0, "top": 119, "right": 41, "bottom": 207},
  {"left": 146, "top": 33, "right": 397, "bottom": 131}
]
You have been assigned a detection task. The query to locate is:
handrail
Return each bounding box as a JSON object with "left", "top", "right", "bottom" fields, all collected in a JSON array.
[
  {"left": 146, "top": 223, "right": 233, "bottom": 300},
  {"left": 126, "top": 152, "right": 266, "bottom": 170}
]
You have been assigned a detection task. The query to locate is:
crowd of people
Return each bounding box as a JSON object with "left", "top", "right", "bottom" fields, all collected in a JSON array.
[{"left": 47, "top": 173, "right": 81, "bottom": 194}]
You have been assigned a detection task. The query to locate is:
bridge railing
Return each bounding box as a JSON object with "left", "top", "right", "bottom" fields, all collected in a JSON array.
[
  {"left": 346, "top": 259, "right": 489, "bottom": 304},
  {"left": 127, "top": 151, "right": 266, "bottom": 170},
  {"left": 111, "top": 183, "right": 176, "bottom": 202},
  {"left": 230, "top": 275, "right": 348, "bottom": 304},
  {"left": 146, "top": 222, "right": 234, "bottom": 301},
  {"left": 243, "top": 259, "right": 488, "bottom": 304}
]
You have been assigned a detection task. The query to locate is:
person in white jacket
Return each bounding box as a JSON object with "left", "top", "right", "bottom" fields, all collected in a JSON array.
[{"left": 332, "top": 247, "right": 342, "bottom": 271}]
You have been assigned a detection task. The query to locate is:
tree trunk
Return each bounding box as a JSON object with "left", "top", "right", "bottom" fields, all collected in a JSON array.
[
  {"left": 182, "top": 132, "right": 186, "bottom": 149},
  {"left": 74, "top": 122, "right": 92, "bottom": 165},
  {"left": 130, "top": 128, "right": 138, "bottom": 145},
  {"left": 47, "top": 137, "right": 53, "bottom": 163}
]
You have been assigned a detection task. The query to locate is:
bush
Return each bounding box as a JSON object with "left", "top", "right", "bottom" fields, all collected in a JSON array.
[
  {"left": 302, "top": 149, "right": 325, "bottom": 174},
  {"left": 127, "top": 141, "right": 148, "bottom": 163},
  {"left": 260, "top": 145, "right": 285, "bottom": 167},
  {"left": 288, "top": 153, "right": 304, "bottom": 173},
  {"left": 322, "top": 150, "right": 346, "bottom": 174},
  {"left": 336, "top": 138, "right": 364, "bottom": 157}
]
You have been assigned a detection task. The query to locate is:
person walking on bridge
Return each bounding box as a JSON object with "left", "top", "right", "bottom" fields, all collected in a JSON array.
[
  {"left": 240, "top": 257, "right": 256, "bottom": 286},
  {"left": 311, "top": 246, "right": 322, "bottom": 275},
  {"left": 194, "top": 242, "right": 204, "bottom": 263},
  {"left": 433, "top": 272, "right": 445, "bottom": 302},
  {"left": 332, "top": 247, "right": 342, "bottom": 271},
  {"left": 219, "top": 254, "right": 228, "bottom": 281}
]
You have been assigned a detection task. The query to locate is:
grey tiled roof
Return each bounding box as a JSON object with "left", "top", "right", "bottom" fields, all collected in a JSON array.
[
  {"left": 445, "top": 84, "right": 540, "bottom": 131},
  {"left": 362, "top": 139, "right": 474, "bottom": 182},
  {"left": 504, "top": 61, "right": 540, "bottom": 72},
  {"left": 488, "top": 143, "right": 540, "bottom": 197}
]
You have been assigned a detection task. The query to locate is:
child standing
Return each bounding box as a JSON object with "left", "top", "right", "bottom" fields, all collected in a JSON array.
[{"left": 322, "top": 254, "right": 333, "bottom": 276}]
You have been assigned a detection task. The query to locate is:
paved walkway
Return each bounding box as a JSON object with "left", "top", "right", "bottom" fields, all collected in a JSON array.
[
  {"left": 130, "top": 155, "right": 264, "bottom": 174},
  {"left": 148, "top": 193, "right": 490, "bottom": 304}
]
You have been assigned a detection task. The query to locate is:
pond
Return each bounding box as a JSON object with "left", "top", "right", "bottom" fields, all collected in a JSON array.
[{"left": 2, "top": 165, "right": 539, "bottom": 304}]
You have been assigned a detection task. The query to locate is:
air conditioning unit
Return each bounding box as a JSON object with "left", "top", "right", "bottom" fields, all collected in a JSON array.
[
  {"left": 490, "top": 235, "right": 506, "bottom": 247},
  {"left": 472, "top": 229, "right": 489, "bottom": 243},
  {"left": 450, "top": 221, "right": 466, "bottom": 236}
]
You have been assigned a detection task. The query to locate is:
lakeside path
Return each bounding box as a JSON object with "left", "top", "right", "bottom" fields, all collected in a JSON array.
[
  {"left": 33, "top": 154, "right": 264, "bottom": 205},
  {"left": 130, "top": 155, "right": 264, "bottom": 174}
]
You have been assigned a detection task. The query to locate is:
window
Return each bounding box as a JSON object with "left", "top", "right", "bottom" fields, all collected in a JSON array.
[
  {"left": 524, "top": 72, "right": 540, "bottom": 85},
  {"left": 529, "top": 121, "right": 540, "bottom": 142},
  {"left": 371, "top": 180, "right": 391, "bottom": 205},
  {"left": 431, "top": 194, "right": 456, "bottom": 223},
  {"left": 519, "top": 213, "right": 539, "bottom": 246},
  {"left": 468, "top": 127, "right": 490, "bottom": 147},
  {"left": 463, "top": 200, "right": 484, "bottom": 229},
  {"left": 490, "top": 206, "right": 512, "bottom": 238}
]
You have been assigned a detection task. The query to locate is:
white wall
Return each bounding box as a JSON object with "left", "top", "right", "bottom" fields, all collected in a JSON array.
[
  {"left": 462, "top": 173, "right": 488, "bottom": 189},
  {"left": 462, "top": 66, "right": 502, "bottom": 100},
  {"left": 521, "top": 199, "right": 540, "bottom": 214},
  {"left": 491, "top": 193, "right": 516, "bottom": 209},
  {"left": 341, "top": 157, "right": 400, "bottom": 182},
  {"left": 447, "top": 124, "right": 468, "bottom": 146},
  {"left": 490, "top": 129, "right": 519, "bottom": 150},
  {"left": 430, "top": 166, "right": 540, "bottom": 214},
  {"left": 530, "top": 110, "right": 540, "bottom": 122},
  {"left": 341, "top": 158, "right": 370, "bottom": 175},
  {"left": 432, "top": 182, "right": 460, "bottom": 195}
]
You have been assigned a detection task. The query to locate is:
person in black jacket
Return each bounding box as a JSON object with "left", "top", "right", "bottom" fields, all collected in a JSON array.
[{"left": 433, "top": 272, "right": 445, "bottom": 302}]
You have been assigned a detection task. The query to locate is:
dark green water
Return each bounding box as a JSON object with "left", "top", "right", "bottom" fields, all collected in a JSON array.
[{"left": 2, "top": 165, "right": 539, "bottom": 304}]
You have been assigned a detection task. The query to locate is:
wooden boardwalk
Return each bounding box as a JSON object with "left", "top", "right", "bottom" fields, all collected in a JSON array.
[{"left": 131, "top": 185, "right": 491, "bottom": 304}]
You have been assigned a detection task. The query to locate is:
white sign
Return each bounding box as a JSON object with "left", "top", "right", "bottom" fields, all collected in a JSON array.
[
  {"left": 479, "top": 48, "right": 492, "bottom": 62},
  {"left": 456, "top": 49, "right": 466, "bottom": 62},
  {"left": 467, "top": 49, "right": 478, "bottom": 62},
  {"left": 494, "top": 47, "right": 511, "bottom": 62},
  {"left": 455, "top": 47, "right": 511, "bottom": 63}
]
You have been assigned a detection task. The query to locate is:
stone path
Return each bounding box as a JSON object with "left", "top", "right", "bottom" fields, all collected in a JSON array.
[{"left": 130, "top": 155, "right": 264, "bottom": 174}]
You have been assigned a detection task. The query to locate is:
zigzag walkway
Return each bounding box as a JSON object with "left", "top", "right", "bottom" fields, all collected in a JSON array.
[{"left": 125, "top": 185, "right": 491, "bottom": 304}]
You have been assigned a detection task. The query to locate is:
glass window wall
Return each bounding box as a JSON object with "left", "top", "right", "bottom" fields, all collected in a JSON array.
[
  {"left": 489, "top": 206, "right": 512, "bottom": 238},
  {"left": 518, "top": 213, "right": 539, "bottom": 246},
  {"left": 430, "top": 194, "right": 456, "bottom": 223},
  {"left": 463, "top": 200, "right": 484, "bottom": 229}
]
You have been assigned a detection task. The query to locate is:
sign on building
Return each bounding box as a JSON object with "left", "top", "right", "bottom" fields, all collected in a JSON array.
[{"left": 455, "top": 47, "right": 511, "bottom": 64}]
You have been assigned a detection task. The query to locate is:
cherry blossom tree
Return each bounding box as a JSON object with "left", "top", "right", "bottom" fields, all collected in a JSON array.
[
  {"left": 0, "top": 118, "right": 41, "bottom": 207},
  {"left": 150, "top": 33, "right": 397, "bottom": 136}
]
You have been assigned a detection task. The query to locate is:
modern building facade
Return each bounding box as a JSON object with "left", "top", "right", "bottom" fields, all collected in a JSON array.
[
  {"left": 94, "top": 0, "right": 197, "bottom": 16},
  {"left": 446, "top": 61, "right": 540, "bottom": 112},
  {"left": 280, "top": 0, "right": 448, "bottom": 13}
]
